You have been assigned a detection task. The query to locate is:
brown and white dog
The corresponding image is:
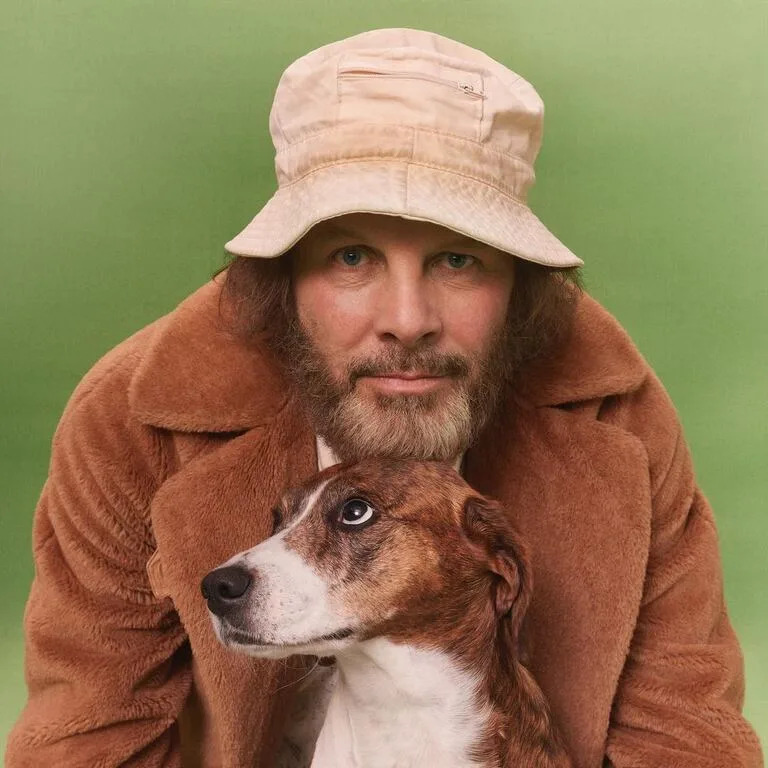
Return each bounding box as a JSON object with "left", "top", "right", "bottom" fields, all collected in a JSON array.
[{"left": 202, "top": 459, "right": 571, "bottom": 768}]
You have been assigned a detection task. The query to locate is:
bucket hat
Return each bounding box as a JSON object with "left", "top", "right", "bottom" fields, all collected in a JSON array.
[{"left": 225, "top": 28, "right": 583, "bottom": 268}]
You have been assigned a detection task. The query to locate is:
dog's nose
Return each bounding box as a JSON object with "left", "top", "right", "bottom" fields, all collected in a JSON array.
[{"left": 201, "top": 566, "right": 252, "bottom": 617}]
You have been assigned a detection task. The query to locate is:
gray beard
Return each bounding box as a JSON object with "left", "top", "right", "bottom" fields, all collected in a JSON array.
[{"left": 273, "top": 315, "right": 516, "bottom": 464}]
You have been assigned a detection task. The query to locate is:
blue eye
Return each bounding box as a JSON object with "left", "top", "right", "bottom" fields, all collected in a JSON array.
[
  {"left": 442, "top": 252, "right": 473, "bottom": 269},
  {"left": 335, "top": 247, "right": 367, "bottom": 266}
]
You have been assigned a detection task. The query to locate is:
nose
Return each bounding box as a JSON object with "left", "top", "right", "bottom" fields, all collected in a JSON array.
[
  {"left": 201, "top": 565, "right": 252, "bottom": 617},
  {"left": 373, "top": 271, "right": 441, "bottom": 347}
]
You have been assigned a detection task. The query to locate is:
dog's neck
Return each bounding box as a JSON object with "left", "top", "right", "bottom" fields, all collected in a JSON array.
[
  {"left": 311, "top": 637, "right": 489, "bottom": 768},
  {"left": 310, "top": 629, "right": 571, "bottom": 768}
]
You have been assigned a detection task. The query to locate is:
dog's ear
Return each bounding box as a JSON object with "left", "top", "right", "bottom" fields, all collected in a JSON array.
[{"left": 461, "top": 496, "right": 532, "bottom": 647}]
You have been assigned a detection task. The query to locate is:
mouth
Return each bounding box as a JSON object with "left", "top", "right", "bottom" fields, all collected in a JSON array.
[
  {"left": 377, "top": 371, "right": 440, "bottom": 379},
  {"left": 362, "top": 373, "right": 449, "bottom": 394},
  {"left": 221, "top": 624, "right": 355, "bottom": 648}
]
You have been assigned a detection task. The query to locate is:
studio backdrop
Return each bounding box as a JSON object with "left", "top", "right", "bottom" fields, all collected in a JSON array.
[{"left": 1, "top": 0, "right": 766, "bottom": 753}]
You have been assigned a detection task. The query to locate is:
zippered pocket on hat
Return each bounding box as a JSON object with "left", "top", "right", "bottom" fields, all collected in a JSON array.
[{"left": 337, "top": 65, "right": 485, "bottom": 99}]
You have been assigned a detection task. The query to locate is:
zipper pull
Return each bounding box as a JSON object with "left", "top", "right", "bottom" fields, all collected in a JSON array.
[{"left": 458, "top": 82, "right": 484, "bottom": 98}]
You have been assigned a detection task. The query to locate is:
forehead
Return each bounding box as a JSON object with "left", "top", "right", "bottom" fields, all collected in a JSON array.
[{"left": 280, "top": 460, "right": 470, "bottom": 522}]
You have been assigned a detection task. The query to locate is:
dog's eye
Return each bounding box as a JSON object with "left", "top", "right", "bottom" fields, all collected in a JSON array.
[
  {"left": 270, "top": 507, "right": 283, "bottom": 535},
  {"left": 339, "top": 498, "right": 375, "bottom": 528}
]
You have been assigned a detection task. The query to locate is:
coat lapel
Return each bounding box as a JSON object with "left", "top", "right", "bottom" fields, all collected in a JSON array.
[
  {"left": 465, "top": 395, "right": 651, "bottom": 767},
  {"left": 148, "top": 392, "right": 318, "bottom": 767}
]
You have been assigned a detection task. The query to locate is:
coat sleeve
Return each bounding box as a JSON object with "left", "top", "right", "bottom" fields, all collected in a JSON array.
[
  {"left": 599, "top": 373, "right": 763, "bottom": 768},
  {"left": 5, "top": 355, "right": 192, "bottom": 767}
]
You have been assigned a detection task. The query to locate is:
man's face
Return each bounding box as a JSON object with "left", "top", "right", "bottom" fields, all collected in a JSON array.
[{"left": 286, "top": 213, "right": 517, "bottom": 462}]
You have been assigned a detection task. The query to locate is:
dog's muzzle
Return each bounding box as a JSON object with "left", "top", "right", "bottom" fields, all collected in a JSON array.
[{"left": 201, "top": 565, "right": 252, "bottom": 619}]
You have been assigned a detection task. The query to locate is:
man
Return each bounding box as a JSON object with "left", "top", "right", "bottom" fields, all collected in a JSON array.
[{"left": 6, "top": 28, "right": 762, "bottom": 768}]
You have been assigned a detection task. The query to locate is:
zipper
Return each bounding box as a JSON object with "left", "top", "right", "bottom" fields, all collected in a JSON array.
[{"left": 337, "top": 66, "right": 485, "bottom": 99}]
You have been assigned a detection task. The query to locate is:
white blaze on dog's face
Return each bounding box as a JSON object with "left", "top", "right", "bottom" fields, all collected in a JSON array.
[
  {"left": 203, "top": 458, "right": 527, "bottom": 661},
  {"left": 206, "top": 476, "right": 355, "bottom": 659}
]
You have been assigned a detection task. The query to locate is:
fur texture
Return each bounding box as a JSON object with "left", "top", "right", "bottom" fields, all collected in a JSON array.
[{"left": 6, "top": 277, "right": 763, "bottom": 768}]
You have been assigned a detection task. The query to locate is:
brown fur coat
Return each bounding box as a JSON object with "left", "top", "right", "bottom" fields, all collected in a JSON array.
[{"left": 6, "top": 278, "right": 763, "bottom": 767}]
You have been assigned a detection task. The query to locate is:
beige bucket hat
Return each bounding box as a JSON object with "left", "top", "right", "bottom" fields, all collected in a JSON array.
[{"left": 225, "top": 28, "right": 583, "bottom": 268}]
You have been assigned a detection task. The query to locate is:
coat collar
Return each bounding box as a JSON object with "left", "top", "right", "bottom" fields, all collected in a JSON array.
[
  {"left": 129, "top": 277, "right": 648, "bottom": 432},
  {"left": 128, "top": 277, "right": 290, "bottom": 432}
]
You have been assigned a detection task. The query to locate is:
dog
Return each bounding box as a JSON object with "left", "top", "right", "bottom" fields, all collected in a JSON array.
[{"left": 202, "top": 458, "right": 571, "bottom": 768}]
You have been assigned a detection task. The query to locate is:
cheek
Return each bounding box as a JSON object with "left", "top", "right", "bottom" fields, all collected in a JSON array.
[
  {"left": 441, "top": 285, "right": 511, "bottom": 351},
  {"left": 335, "top": 534, "right": 444, "bottom": 623},
  {"left": 295, "top": 276, "right": 372, "bottom": 356}
]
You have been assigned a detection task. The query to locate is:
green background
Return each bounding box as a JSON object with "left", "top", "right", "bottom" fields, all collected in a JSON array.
[{"left": 2, "top": 0, "right": 766, "bottom": 755}]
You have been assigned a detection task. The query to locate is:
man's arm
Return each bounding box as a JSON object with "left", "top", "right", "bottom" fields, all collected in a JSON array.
[
  {"left": 5, "top": 356, "right": 192, "bottom": 767},
  {"left": 600, "top": 374, "right": 763, "bottom": 767}
]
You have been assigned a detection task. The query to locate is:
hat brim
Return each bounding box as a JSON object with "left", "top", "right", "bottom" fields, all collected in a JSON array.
[{"left": 225, "top": 161, "right": 584, "bottom": 268}]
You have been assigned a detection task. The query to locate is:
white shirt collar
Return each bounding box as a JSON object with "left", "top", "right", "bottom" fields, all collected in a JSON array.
[{"left": 316, "top": 435, "right": 465, "bottom": 475}]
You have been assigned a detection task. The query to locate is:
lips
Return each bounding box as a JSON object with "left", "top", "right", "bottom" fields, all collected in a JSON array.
[
  {"left": 375, "top": 372, "right": 441, "bottom": 379},
  {"left": 223, "top": 623, "right": 354, "bottom": 647},
  {"left": 361, "top": 373, "right": 448, "bottom": 394}
]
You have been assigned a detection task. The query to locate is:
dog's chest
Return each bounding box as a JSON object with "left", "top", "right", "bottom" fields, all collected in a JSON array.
[{"left": 290, "top": 640, "right": 489, "bottom": 768}]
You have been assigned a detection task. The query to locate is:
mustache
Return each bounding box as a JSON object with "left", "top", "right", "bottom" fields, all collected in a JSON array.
[{"left": 348, "top": 350, "right": 470, "bottom": 383}]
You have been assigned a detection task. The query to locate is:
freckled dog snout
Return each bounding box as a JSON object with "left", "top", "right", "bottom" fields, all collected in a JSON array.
[{"left": 201, "top": 566, "right": 252, "bottom": 617}]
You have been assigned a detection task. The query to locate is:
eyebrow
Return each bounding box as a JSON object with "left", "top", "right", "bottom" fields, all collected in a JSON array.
[{"left": 316, "top": 223, "right": 491, "bottom": 252}]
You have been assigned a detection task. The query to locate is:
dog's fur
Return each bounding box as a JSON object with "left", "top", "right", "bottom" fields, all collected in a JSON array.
[{"left": 202, "top": 459, "right": 571, "bottom": 767}]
